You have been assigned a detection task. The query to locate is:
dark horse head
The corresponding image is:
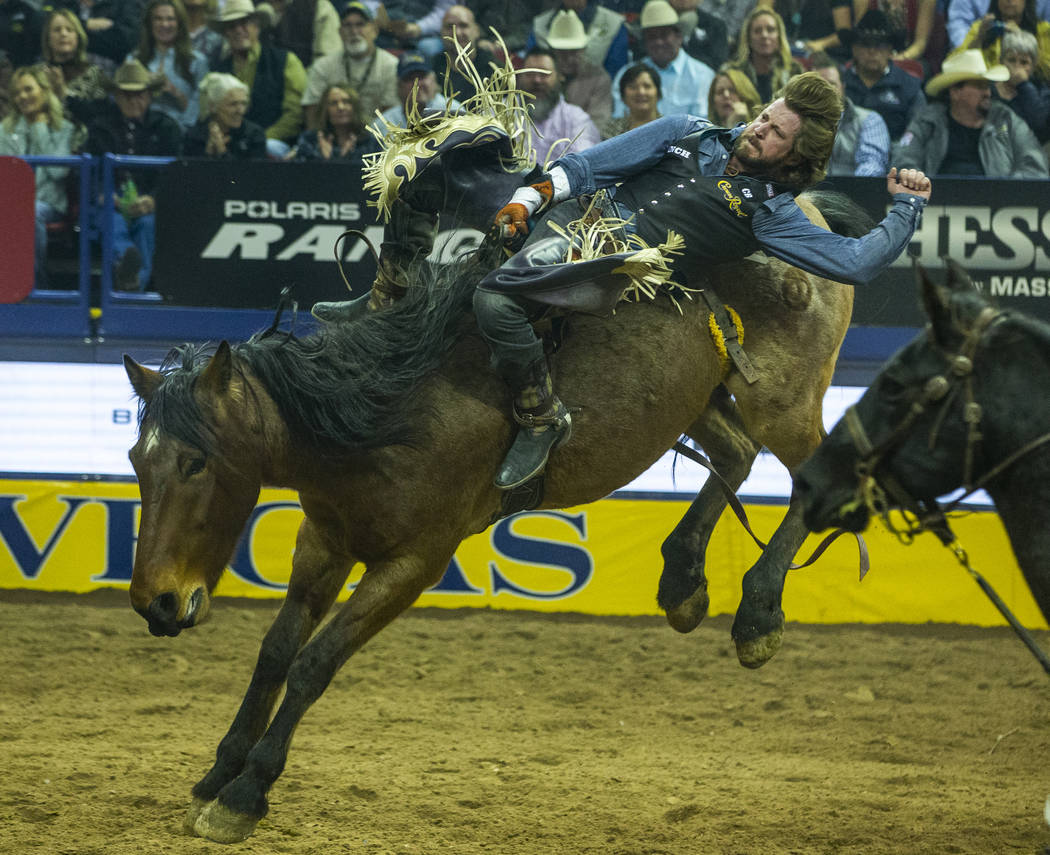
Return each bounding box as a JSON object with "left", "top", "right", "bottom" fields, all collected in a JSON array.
[
  {"left": 122, "top": 258, "right": 482, "bottom": 637},
  {"left": 796, "top": 259, "right": 1044, "bottom": 535}
]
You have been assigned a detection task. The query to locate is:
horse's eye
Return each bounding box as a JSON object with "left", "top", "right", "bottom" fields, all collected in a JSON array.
[
  {"left": 179, "top": 455, "right": 207, "bottom": 478},
  {"left": 877, "top": 374, "right": 907, "bottom": 400}
]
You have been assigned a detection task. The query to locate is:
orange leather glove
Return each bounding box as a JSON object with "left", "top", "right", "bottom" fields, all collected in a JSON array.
[{"left": 493, "top": 177, "right": 556, "bottom": 243}]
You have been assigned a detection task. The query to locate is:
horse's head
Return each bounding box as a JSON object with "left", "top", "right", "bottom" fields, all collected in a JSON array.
[
  {"left": 124, "top": 342, "right": 263, "bottom": 637},
  {"left": 797, "top": 260, "right": 1002, "bottom": 534}
]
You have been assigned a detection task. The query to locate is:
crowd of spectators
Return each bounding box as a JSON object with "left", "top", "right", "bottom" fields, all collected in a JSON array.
[{"left": 1, "top": 0, "right": 1048, "bottom": 291}]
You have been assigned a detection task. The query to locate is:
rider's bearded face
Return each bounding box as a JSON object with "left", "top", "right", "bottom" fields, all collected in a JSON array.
[{"left": 732, "top": 99, "right": 801, "bottom": 175}]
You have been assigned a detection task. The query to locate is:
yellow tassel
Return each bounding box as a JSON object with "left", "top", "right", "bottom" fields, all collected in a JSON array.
[{"left": 707, "top": 306, "right": 745, "bottom": 376}]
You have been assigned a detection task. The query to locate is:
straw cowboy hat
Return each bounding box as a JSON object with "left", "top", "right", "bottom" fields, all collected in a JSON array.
[
  {"left": 212, "top": 0, "right": 275, "bottom": 28},
  {"left": 639, "top": 0, "right": 679, "bottom": 29},
  {"left": 925, "top": 49, "right": 1009, "bottom": 97},
  {"left": 545, "top": 10, "right": 587, "bottom": 50},
  {"left": 104, "top": 60, "right": 165, "bottom": 93}
]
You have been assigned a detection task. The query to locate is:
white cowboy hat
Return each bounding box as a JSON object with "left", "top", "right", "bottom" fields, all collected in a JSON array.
[
  {"left": 213, "top": 0, "right": 274, "bottom": 26},
  {"left": 545, "top": 10, "right": 587, "bottom": 50},
  {"left": 639, "top": 0, "right": 679, "bottom": 29},
  {"left": 925, "top": 49, "right": 1009, "bottom": 97}
]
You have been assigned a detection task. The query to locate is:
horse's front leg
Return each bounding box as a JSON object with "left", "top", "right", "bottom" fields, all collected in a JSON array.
[
  {"left": 658, "top": 387, "right": 760, "bottom": 633},
  {"left": 730, "top": 494, "right": 810, "bottom": 668},
  {"left": 192, "top": 547, "right": 450, "bottom": 844},
  {"left": 185, "top": 518, "right": 352, "bottom": 833}
]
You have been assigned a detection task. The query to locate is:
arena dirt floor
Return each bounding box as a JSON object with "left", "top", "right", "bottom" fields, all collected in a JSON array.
[{"left": 2, "top": 589, "right": 1048, "bottom": 855}]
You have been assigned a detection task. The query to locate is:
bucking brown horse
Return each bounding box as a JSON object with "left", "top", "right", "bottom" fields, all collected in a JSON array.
[{"left": 122, "top": 192, "right": 859, "bottom": 842}]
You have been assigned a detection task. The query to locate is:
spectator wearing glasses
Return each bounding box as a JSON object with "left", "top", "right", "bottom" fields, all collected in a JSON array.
[
  {"left": 302, "top": 0, "right": 397, "bottom": 130},
  {"left": 183, "top": 71, "right": 267, "bottom": 157},
  {"left": 896, "top": 49, "right": 1048, "bottom": 175},
  {"left": 212, "top": 0, "right": 307, "bottom": 157}
]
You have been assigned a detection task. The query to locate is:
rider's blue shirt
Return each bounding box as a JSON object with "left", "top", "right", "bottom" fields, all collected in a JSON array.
[{"left": 553, "top": 114, "right": 927, "bottom": 287}]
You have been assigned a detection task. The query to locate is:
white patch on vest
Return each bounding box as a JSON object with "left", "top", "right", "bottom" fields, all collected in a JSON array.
[{"left": 667, "top": 145, "right": 691, "bottom": 158}]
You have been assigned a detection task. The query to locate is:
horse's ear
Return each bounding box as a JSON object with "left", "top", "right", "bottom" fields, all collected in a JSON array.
[
  {"left": 917, "top": 263, "right": 953, "bottom": 345},
  {"left": 124, "top": 355, "right": 163, "bottom": 402},
  {"left": 942, "top": 256, "right": 976, "bottom": 293},
  {"left": 199, "top": 341, "right": 233, "bottom": 396}
]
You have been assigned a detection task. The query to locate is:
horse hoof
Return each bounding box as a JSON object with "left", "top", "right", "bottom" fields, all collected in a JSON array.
[
  {"left": 735, "top": 626, "right": 783, "bottom": 669},
  {"left": 183, "top": 796, "right": 211, "bottom": 835},
  {"left": 193, "top": 799, "right": 260, "bottom": 844},
  {"left": 664, "top": 587, "right": 710, "bottom": 634}
]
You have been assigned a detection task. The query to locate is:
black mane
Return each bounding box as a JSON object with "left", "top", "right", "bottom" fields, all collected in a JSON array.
[
  {"left": 140, "top": 252, "right": 490, "bottom": 457},
  {"left": 801, "top": 190, "right": 875, "bottom": 238}
]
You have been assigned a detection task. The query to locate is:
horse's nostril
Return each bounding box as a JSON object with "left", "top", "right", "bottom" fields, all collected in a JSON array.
[{"left": 148, "top": 591, "right": 179, "bottom": 626}]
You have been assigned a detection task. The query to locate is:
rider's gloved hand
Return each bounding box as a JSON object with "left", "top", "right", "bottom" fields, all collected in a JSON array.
[
  {"left": 493, "top": 169, "right": 567, "bottom": 243},
  {"left": 493, "top": 182, "right": 551, "bottom": 242}
]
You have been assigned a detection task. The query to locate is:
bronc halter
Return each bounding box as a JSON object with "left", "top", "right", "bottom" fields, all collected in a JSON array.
[
  {"left": 843, "top": 303, "right": 1003, "bottom": 545},
  {"left": 841, "top": 300, "right": 1050, "bottom": 676}
]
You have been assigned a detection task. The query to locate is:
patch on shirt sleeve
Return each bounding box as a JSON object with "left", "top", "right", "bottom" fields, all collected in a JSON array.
[{"left": 899, "top": 131, "right": 914, "bottom": 147}]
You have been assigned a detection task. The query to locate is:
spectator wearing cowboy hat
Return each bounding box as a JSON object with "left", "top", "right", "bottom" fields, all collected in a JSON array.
[
  {"left": 895, "top": 49, "right": 1048, "bottom": 175},
  {"left": 610, "top": 0, "right": 714, "bottom": 118},
  {"left": 671, "top": 0, "right": 728, "bottom": 73},
  {"left": 212, "top": 0, "right": 307, "bottom": 157},
  {"left": 516, "top": 46, "right": 600, "bottom": 163},
  {"left": 80, "top": 59, "right": 183, "bottom": 291},
  {"left": 301, "top": 1, "right": 397, "bottom": 130},
  {"left": 842, "top": 9, "right": 926, "bottom": 140},
  {"left": 528, "top": 0, "right": 629, "bottom": 79},
  {"left": 544, "top": 9, "right": 613, "bottom": 127}
]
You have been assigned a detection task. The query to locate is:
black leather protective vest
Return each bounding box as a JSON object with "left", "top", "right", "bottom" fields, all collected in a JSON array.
[{"left": 612, "top": 132, "right": 794, "bottom": 269}]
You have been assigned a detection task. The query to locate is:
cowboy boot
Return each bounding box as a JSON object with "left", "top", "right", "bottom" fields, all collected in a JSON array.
[
  {"left": 311, "top": 199, "right": 438, "bottom": 321},
  {"left": 495, "top": 358, "right": 572, "bottom": 490}
]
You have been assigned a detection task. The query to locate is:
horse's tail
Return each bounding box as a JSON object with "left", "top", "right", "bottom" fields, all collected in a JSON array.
[{"left": 801, "top": 190, "right": 875, "bottom": 238}]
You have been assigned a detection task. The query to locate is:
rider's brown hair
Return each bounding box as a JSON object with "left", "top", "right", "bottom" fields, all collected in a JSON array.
[{"left": 775, "top": 71, "right": 842, "bottom": 190}]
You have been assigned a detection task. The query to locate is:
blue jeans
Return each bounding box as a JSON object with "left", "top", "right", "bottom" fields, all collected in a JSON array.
[
  {"left": 34, "top": 200, "right": 63, "bottom": 288},
  {"left": 112, "top": 210, "right": 156, "bottom": 291}
]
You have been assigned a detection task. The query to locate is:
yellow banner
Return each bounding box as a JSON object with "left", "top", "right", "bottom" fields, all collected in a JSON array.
[{"left": 0, "top": 479, "right": 1045, "bottom": 628}]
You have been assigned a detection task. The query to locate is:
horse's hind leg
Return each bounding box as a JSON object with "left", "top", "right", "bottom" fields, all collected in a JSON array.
[
  {"left": 185, "top": 519, "right": 352, "bottom": 833},
  {"left": 658, "top": 386, "right": 760, "bottom": 633},
  {"left": 192, "top": 546, "right": 451, "bottom": 844}
]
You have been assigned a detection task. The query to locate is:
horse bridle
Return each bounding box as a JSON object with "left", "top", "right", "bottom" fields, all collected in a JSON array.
[{"left": 842, "top": 304, "right": 1032, "bottom": 543}]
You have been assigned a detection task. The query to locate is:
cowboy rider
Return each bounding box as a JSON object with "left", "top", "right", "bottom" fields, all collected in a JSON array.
[{"left": 476, "top": 71, "right": 933, "bottom": 491}]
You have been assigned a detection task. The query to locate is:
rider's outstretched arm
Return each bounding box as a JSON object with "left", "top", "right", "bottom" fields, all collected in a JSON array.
[{"left": 752, "top": 168, "right": 932, "bottom": 286}]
